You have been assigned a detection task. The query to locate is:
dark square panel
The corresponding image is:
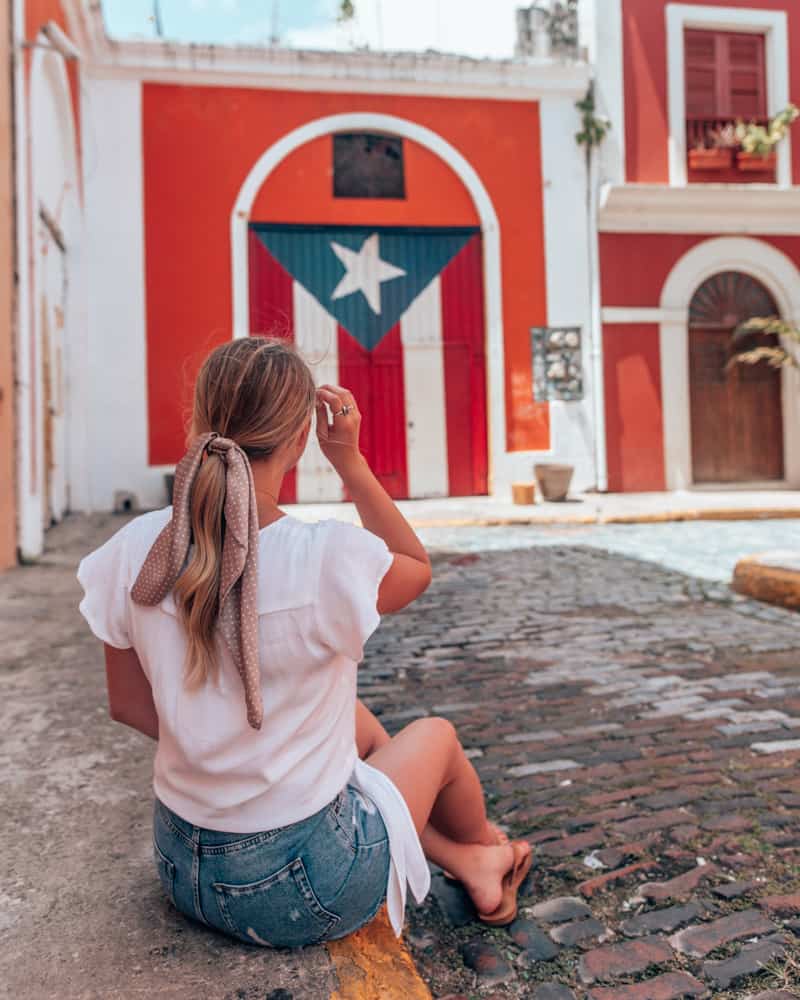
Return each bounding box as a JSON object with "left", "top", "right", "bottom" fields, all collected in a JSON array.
[{"left": 333, "top": 133, "right": 405, "bottom": 199}]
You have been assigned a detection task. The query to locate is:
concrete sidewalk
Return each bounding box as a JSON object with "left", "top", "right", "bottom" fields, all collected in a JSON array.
[
  {"left": 284, "top": 488, "right": 800, "bottom": 529},
  {"left": 0, "top": 512, "right": 428, "bottom": 1000}
]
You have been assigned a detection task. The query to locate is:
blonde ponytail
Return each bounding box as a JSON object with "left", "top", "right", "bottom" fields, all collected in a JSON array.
[
  {"left": 174, "top": 452, "right": 227, "bottom": 689},
  {"left": 174, "top": 336, "right": 315, "bottom": 689}
]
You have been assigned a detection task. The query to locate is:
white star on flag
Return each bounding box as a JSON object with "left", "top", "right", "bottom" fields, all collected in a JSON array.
[{"left": 330, "top": 233, "right": 406, "bottom": 315}]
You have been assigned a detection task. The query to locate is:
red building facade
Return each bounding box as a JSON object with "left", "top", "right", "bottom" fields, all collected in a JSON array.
[
  {"left": 32, "top": 0, "right": 599, "bottom": 524},
  {"left": 592, "top": 0, "right": 800, "bottom": 492}
]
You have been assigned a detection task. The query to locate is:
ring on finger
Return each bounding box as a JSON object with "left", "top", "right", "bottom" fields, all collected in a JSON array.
[{"left": 334, "top": 404, "right": 354, "bottom": 417}]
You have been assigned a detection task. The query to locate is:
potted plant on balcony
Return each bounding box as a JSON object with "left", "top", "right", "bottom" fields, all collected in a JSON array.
[
  {"left": 735, "top": 104, "right": 799, "bottom": 171},
  {"left": 688, "top": 123, "right": 737, "bottom": 170}
]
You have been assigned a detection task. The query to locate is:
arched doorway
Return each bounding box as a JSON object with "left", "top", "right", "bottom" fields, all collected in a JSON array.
[
  {"left": 244, "top": 124, "right": 490, "bottom": 503},
  {"left": 688, "top": 271, "right": 783, "bottom": 483},
  {"left": 232, "top": 111, "right": 504, "bottom": 503}
]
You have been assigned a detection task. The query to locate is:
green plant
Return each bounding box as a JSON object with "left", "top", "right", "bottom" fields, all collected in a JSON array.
[
  {"left": 728, "top": 316, "right": 800, "bottom": 371},
  {"left": 735, "top": 103, "right": 799, "bottom": 157},
  {"left": 575, "top": 82, "right": 611, "bottom": 151}
]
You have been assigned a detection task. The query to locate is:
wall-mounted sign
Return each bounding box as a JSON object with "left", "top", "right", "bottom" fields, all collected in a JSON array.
[{"left": 531, "top": 326, "right": 583, "bottom": 402}]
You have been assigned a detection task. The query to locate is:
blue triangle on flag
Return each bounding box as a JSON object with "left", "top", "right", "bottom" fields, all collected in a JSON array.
[{"left": 254, "top": 225, "right": 477, "bottom": 352}]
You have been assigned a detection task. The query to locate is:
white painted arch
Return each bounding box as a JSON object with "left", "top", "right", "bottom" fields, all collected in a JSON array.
[
  {"left": 659, "top": 236, "right": 800, "bottom": 489},
  {"left": 230, "top": 111, "right": 505, "bottom": 493}
]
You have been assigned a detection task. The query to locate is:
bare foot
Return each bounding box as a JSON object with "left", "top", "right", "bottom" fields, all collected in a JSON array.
[
  {"left": 442, "top": 822, "right": 511, "bottom": 879},
  {"left": 457, "top": 842, "right": 517, "bottom": 916}
]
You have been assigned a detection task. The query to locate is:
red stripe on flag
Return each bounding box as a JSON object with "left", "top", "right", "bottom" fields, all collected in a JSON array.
[
  {"left": 338, "top": 324, "right": 409, "bottom": 499},
  {"left": 440, "top": 234, "right": 488, "bottom": 495},
  {"left": 248, "top": 230, "right": 296, "bottom": 502}
]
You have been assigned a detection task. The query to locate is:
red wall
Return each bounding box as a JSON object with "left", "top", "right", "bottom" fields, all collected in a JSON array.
[
  {"left": 600, "top": 231, "right": 800, "bottom": 491},
  {"left": 600, "top": 232, "right": 800, "bottom": 306},
  {"left": 142, "top": 86, "right": 549, "bottom": 466},
  {"left": 623, "top": 0, "right": 800, "bottom": 184},
  {"left": 603, "top": 324, "right": 665, "bottom": 493}
]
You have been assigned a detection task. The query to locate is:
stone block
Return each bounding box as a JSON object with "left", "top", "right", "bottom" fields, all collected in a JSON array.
[
  {"left": 587, "top": 971, "right": 709, "bottom": 999},
  {"left": 669, "top": 908, "right": 775, "bottom": 958},
  {"left": 620, "top": 902, "right": 704, "bottom": 938},
  {"left": 703, "top": 939, "right": 785, "bottom": 990},
  {"left": 460, "top": 938, "right": 514, "bottom": 985},
  {"left": 578, "top": 936, "right": 673, "bottom": 984},
  {"left": 509, "top": 918, "right": 560, "bottom": 962},
  {"left": 549, "top": 917, "right": 607, "bottom": 947},
  {"left": 531, "top": 896, "right": 593, "bottom": 924}
]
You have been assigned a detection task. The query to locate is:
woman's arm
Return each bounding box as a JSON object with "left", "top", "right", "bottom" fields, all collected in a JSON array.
[
  {"left": 104, "top": 644, "right": 159, "bottom": 741},
  {"left": 316, "top": 385, "right": 432, "bottom": 613}
]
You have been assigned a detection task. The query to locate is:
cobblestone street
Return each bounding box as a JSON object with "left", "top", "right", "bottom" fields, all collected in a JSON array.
[
  {"left": 366, "top": 526, "right": 800, "bottom": 999},
  {"left": 4, "top": 513, "right": 800, "bottom": 999}
]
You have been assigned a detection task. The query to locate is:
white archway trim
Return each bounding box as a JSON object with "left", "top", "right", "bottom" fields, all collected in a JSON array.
[
  {"left": 230, "top": 111, "right": 506, "bottom": 492},
  {"left": 659, "top": 236, "right": 800, "bottom": 490}
]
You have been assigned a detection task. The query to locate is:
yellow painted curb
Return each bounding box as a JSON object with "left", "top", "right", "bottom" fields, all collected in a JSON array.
[
  {"left": 327, "top": 908, "right": 432, "bottom": 1000},
  {"left": 602, "top": 507, "right": 800, "bottom": 525},
  {"left": 733, "top": 556, "right": 800, "bottom": 611}
]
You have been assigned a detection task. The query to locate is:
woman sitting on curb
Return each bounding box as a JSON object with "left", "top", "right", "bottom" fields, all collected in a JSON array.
[{"left": 76, "top": 335, "right": 532, "bottom": 948}]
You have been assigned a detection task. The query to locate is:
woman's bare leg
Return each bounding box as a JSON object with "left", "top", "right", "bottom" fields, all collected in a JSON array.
[
  {"left": 356, "top": 700, "right": 508, "bottom": 845},
  {"left": 365, "top": 715, "right": 529, "bottom": 916}
]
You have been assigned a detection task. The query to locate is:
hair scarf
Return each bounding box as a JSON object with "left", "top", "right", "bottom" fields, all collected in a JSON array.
[{"left": 130, "top": 431, "right": 263, "bottom": 730}]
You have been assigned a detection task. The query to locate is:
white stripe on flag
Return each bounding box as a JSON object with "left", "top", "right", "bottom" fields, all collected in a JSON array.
[
  {"left": 293, "top": 282, "right": 343, "bottom": 503},
  {"left": 401, "top": 277, "right": 449, "bottom": 498}
]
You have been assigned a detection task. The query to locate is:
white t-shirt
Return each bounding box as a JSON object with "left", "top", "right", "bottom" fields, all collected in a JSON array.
[{"left": 77, "top": 507, "right": 395, "bottom": 830}]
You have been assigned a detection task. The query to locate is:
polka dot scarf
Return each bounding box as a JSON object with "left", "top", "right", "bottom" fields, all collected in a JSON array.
[{"left": 131, "top": 431, "right": 263, "bottom": 730}]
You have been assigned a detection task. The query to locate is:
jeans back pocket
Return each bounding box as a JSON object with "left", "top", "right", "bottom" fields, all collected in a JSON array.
[
  {"left": 212, "top": 857, "right": 340, "bottom": 948},
  {"left": 153, "top": 839, "right": 177, "bottom": 908}
]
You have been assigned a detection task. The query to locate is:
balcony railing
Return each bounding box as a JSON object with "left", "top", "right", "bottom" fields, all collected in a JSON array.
[
  {"left": 685, "top": 115, "right": 775, "bottom": 182},
  {"left": 687, "top": 115, "right": 769, "bottom": 148}
]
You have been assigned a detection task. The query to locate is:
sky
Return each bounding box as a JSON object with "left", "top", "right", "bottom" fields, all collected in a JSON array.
[{"left": 101, "top": 0, "right": 523, "bottom": 60}]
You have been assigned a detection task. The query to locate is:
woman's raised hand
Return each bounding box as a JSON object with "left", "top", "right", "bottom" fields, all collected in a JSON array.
[{"left": 315, "top": 385, "right": 364, "bottom": 475}]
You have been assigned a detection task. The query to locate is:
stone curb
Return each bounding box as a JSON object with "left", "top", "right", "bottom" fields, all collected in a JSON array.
[
  {"left": 406, "top": 507, "right": 800, "bottom": 530},
  {"left": 732, "top": 551, "right": 800, "bottom": 610},
  {"left": 327, "top": 908, "right": 432, "bottom": 1000}
]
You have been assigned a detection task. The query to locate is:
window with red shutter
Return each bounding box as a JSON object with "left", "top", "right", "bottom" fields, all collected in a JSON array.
[{"left": 685, "top": 29, "right": 766, "bottom": 121}]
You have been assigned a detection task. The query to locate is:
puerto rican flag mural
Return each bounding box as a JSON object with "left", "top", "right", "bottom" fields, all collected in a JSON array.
[{"left": 249, "top": 224, "right": 488, "bottom": 502}]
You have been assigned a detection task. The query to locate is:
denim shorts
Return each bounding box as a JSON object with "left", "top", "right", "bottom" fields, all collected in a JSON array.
[{"left": 152, "top": 784, "right": 391, "bottom": 948}]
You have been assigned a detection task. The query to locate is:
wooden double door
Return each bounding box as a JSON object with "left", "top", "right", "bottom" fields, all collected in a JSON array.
[{"left": 689, "top": 271, "right": 783, "bottom": 484}]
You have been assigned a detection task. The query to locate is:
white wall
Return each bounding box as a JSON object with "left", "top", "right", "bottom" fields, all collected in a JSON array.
[
  {"left": 19, "top": 43, "right": 83, "bottom": 559},
  {"left": 518, "top": 95, "right": 596, "bottom": 493},
  {"left": 579, "top": 0, "right": 625, "bottom": 186},
  {"left": 80, "top": 76, "right": 162, "bottom": 511}
]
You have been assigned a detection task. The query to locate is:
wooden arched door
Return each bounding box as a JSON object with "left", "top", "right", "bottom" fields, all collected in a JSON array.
[{"left": 689, "top": 271, "right": 783, "bottom": 483}]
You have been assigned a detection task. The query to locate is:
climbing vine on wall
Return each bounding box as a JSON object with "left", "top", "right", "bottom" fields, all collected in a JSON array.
[{"left": 575, "top": 82, "right": 611, "bottom": 152}]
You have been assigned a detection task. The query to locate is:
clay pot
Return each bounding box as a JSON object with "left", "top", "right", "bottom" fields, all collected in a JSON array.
[
  {"left": 511, "top": 482, "right": 536, "bottom": 506},
  {"left": 688, "top": 147, "right": 733, "bottom": 170},
  {"left": 534, "top": 463, "right": 574, "bottom": 502},
  {"left": 736, "top": 150, "right": 776, "bottom": 171}
]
